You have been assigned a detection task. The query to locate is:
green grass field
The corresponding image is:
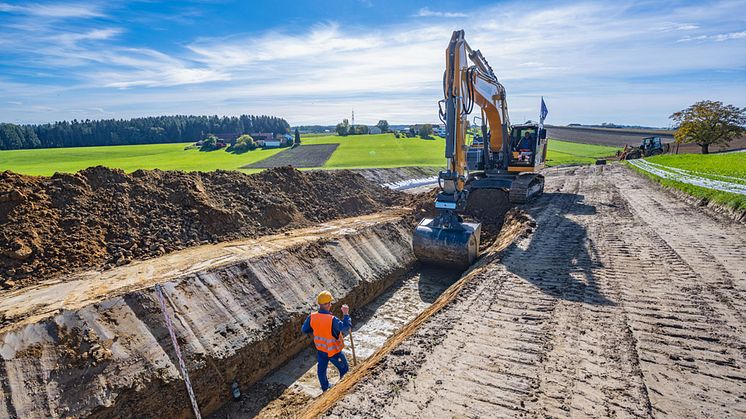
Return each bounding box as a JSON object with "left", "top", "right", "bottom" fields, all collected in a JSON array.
[
  {"left": 628, "top": 153, "right": 746, "bottom": 211},
  {"left": 647, "top": 153, "right": 746, "bottom": 180},
  {"left": 544, "top": 140, "right": 619, "bottom": 166},
  {"left": 0, "top": 133, "right": 620, "bottom": 176},
  {"left": 0, "top": 142, "right": 283, "bottom": 176},
  {"left": 302, "top": 134, "right": 445, "bottom": 168}
]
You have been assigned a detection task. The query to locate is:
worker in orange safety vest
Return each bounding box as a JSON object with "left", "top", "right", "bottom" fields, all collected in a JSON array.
[{"left": 301, "top": 290, "right": 351, "bottom": 391}]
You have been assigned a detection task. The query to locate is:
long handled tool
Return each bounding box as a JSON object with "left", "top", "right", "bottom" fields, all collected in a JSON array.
[{"left": 348, "top": 329, "right": 358, "bottom": 366}]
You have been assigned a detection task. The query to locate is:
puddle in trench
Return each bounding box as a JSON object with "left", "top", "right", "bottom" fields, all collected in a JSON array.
[{"left": 210, "top": 265, "right": 462, "bottom": 418}]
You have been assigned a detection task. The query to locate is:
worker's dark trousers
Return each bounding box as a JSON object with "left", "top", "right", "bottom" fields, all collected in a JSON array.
[{"left": 317, "top": 351, "right": 349, "bottom": 391}]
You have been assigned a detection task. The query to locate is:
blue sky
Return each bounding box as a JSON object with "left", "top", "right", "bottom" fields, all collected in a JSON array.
[{"left": 0, "top": 0, "right": 744, "bottom": 127}]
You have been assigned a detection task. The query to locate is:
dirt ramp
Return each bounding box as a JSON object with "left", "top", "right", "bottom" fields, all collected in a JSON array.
[
  {"left": 0, "top": 166, "right": 404, "bottom": 290},
  {"left": 0, "top": 214, "right": 415, "bottom": 419}
]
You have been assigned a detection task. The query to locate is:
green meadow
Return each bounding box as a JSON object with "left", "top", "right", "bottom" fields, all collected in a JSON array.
[
  {"left": 628, "top": 153, "right": 746, "bottom": 210},
  {"left": 647, "top": 153, "right": 746, "bottom": 180},
  {"left": 0, "top": 143, "right": 283, "bottom": 176},
  {"left": 0, "top": 133, "right": 620, "bottom": 176}
]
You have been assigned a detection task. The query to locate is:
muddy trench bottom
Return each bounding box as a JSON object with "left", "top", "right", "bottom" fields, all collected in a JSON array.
[{"left": 209, "top": 264, "right": 463, "bottom": 419}]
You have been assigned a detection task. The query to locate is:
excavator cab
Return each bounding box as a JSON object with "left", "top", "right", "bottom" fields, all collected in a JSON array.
[{"left": 509, "top": 124, "right": 548, "bottom": 168}]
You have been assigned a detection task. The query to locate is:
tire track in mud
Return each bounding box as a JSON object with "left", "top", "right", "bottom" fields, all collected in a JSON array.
[
  {"left": 326, "top": 165, "right": 746, "bottom": 418},
  {"left": 519, "top": 168, "right": 651, "bottom": 418},
  {"left": 602, "top": 166, "right": 746, "bottom": 418},
  {"left": 330, "top": 167, "right": 652, "bottom": 417}
]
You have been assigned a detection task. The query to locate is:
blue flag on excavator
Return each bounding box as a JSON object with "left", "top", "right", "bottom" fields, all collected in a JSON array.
[{"left": 540, "top": 97, "right": 548, "bottom": 123}]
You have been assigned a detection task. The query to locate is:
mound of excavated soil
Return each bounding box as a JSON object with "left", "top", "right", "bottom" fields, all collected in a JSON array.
[{"left": 0, "top": 166, "right": 406, "bottom": 290}]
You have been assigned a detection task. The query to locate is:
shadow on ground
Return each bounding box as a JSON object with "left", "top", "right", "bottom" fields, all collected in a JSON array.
[{"left": 503, "top": 192, "right": 615, "bottom": 306}]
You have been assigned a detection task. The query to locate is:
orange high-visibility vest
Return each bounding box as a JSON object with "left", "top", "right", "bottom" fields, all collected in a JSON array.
[{"left": 309, "top": 312, "right": 345, "bottom": 356}]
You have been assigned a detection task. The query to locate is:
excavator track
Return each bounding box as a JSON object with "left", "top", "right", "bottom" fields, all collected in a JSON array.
[{"left": 509, "top": 173, "right": 544, "bottom": 204}]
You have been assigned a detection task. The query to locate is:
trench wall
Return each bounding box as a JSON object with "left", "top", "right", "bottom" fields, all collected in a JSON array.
[{"left": 0, "top": 218, "right": 415, "bottom": 419}]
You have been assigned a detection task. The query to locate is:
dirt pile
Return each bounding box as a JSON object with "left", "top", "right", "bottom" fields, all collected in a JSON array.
[{"left": 0, "top": 166, "right": 405, "bottom": 289}]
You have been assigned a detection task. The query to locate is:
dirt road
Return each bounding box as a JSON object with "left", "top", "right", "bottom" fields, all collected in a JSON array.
[{"left": 327, "top": 164, "right": 746, "bottom": 418}]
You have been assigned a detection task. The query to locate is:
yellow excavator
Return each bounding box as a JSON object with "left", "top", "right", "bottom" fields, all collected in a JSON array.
[{"left": 413, "top": 30, "right": 547, "bottom": 268}]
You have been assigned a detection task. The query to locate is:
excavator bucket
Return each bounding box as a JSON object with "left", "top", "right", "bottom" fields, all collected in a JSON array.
[{"left": 412, "top": 218, "right": 481, "bottom": 268}]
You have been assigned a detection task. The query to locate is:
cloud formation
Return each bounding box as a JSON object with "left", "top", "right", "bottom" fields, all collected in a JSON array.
[
  {"left": 0, "top": 2, "right": 104, "bottom": 18},
  {"left": 0, "top": 1, "right": 744, "bottom": 126},
  {"left": 415, "top": 7, "right": 467, "bottom": 18}
]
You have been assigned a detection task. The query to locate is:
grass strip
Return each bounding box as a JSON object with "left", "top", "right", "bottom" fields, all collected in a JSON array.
[{"left": 626, "top": 161, "right": 746, "bottom": 211}]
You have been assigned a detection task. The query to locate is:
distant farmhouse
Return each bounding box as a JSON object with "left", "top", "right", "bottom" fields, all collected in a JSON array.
[
  {"left": 213, "top": 133, "right": 242, "bottom": 145},
  {"left": 251, "top": 132, "right": 293, "bottom": 148},
  {"left": 369, "top": 126, "right": 382, "bottom": 135}
]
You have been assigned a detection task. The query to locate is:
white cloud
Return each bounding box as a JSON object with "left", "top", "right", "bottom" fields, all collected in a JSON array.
[
  {"left": 678, "top": 30, "right": 746, "bottom": 42},
  {"left": 1, "top": 0, "right": 745, "bottom": 126},
  {"left": 0, "top": 2, "right": 104, "bottom": 18},
  {"left": 54, "top": 28, "right": 122, "bottom": 46},
  {"left": 415, "top": 7, "right": 467, "bottom": 18},
  {"left": 713, "top": 30, "right": 746, "bottom": 41}
]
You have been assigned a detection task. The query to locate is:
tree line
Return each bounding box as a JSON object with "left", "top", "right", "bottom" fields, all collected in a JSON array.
[
  {"left": 335, "top": 119, "right": 391, "bottom": 136},
  {"left": 0, "top": 114, "right": 290, "bottom": 150}
]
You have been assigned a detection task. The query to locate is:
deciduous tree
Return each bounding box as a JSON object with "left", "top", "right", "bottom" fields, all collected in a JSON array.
[
  {"left": 336, "top": 119, "right": 350, "bottom": 136},
  {"left": 418, "top": 124, "right": 434, "bottom": 139},
  {"left": 670, "top": 100, "right": 746, "bottom": 154}
]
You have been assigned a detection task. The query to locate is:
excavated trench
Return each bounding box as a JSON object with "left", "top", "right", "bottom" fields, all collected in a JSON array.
[
  {"left": 207, "top": 190, "right": 514, "bottom": 419},
  {"left": 0, "top": 189, "right": 513, "bottom": 419},
  {"left": 209, "top": 265, "right": 462, "bottom": 418}
]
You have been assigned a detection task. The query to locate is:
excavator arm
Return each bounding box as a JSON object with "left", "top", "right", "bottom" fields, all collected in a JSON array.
[
  {"left": 438, "top": 30, "right": 511, "bottom": 211},
  {"left": 414, "top": 30, "right": 510, "bottom": 268},
  {"left": 414, "top": 30, "right": 547, "bottom": 269}
]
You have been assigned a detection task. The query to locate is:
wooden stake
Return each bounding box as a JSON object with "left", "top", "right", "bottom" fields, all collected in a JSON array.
[{"left": 348, "top": 329, "right": 358, "bottom": 366}]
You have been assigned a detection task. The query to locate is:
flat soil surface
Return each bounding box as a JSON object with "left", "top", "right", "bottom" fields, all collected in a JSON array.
[
  {"left": 546, "top": 126, "right": 675, "bottom": 147},
  {"left": 243, "top": 144, "right": 340, "bottom": 168},
  {"left": 547, "top": 126, "right": 746, "bottom": 154},
  {"left": 327, "top": 164, "right": 746, "bottom": 418}
]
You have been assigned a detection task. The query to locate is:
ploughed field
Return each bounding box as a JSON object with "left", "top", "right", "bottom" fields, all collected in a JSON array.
[
  {"left": 546, "top": 125, "right": 675, "bottom": 147},
  {"left": 243, "top": 144, "right": 340, "bottom": 168}
]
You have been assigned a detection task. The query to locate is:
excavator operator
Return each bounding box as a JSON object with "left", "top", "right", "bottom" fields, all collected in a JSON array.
[
  {"left": 515, "top": 130, "right": 535, "bottom": 161},
  {"left": 517, "top": 131, "right": 534, "bottom": 151}
]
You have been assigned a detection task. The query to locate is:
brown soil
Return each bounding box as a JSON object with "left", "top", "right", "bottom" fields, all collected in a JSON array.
[
  {"left": 546, "top": 126, "right": 674, "bottom": 147},
  {"left": 243, "top": 144, "right": 340, "bottom": 169},
  {"left": 0, "top": 166, "right": 408, "bottom": 290},
  {"left": 323, "top": 164, "right": 746, "bottom": 418},
  {"left": 0, "top": 211, "right": 417, "bottom": 419}
]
